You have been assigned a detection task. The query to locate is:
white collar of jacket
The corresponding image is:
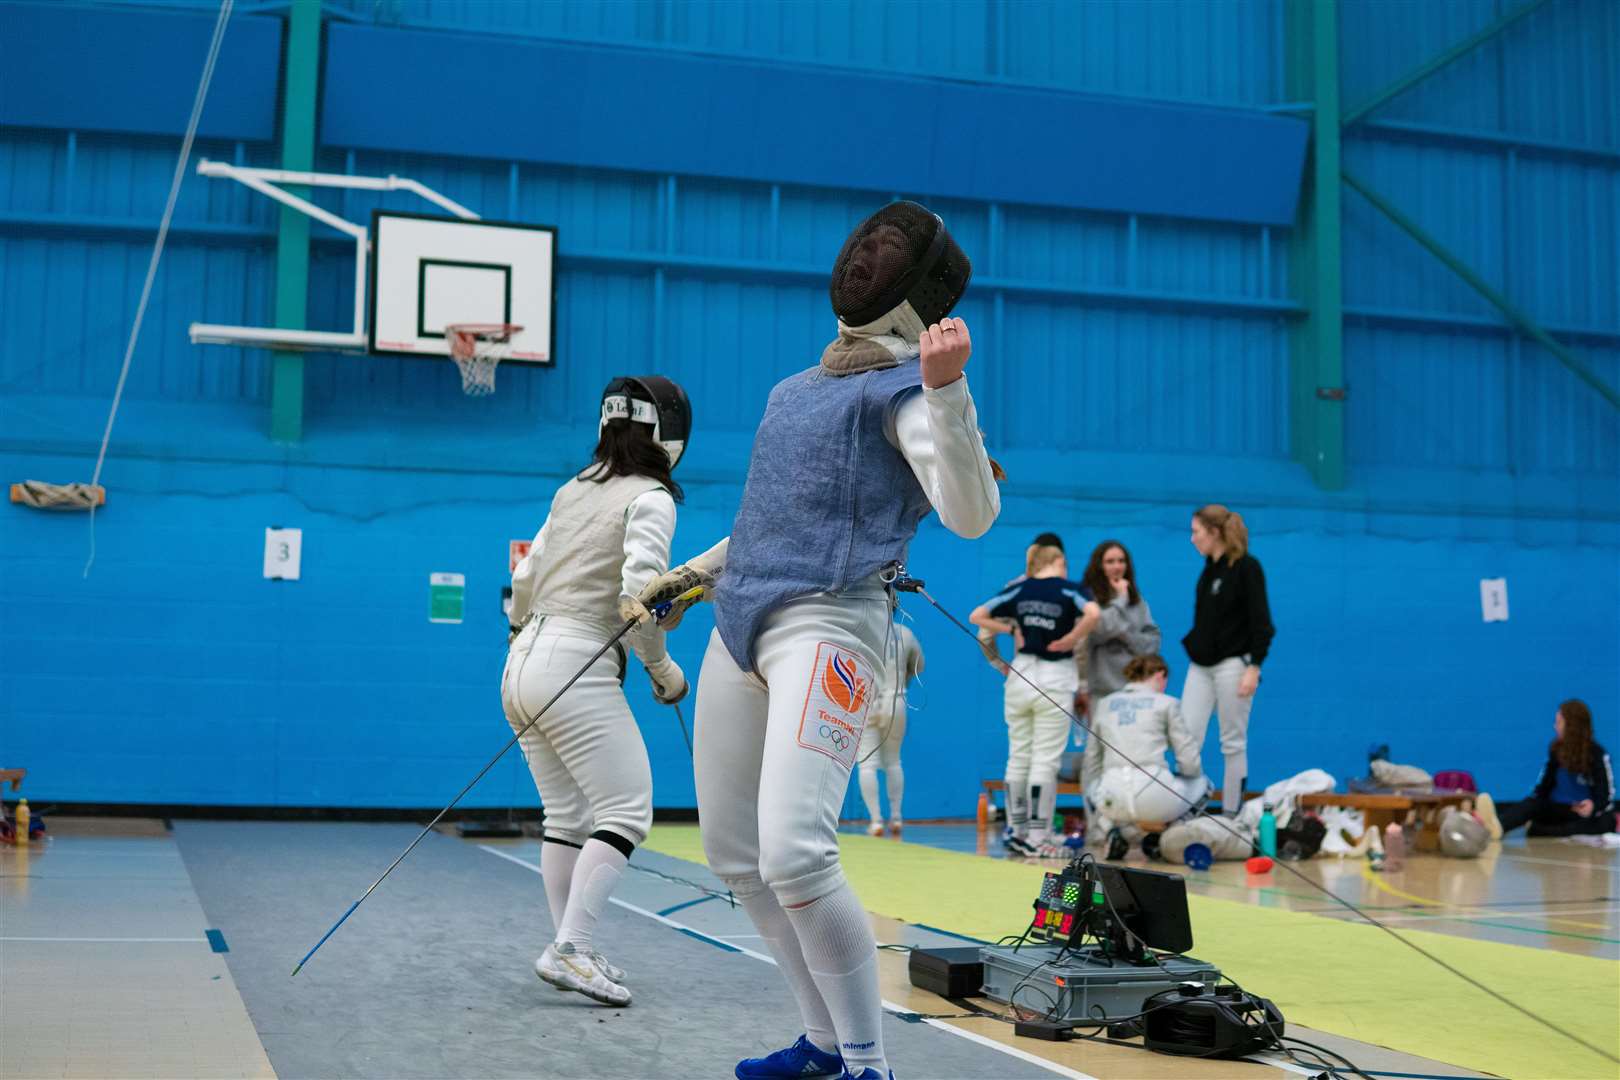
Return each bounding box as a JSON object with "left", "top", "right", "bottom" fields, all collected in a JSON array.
[{"left": 819, "top": 300, "right": 924, "bottom": 376}]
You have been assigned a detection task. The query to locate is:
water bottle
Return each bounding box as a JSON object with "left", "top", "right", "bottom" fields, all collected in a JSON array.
[
  {"left": 15, "top": 799, "right": 29, "bottom": 847},
  {"left": 1258, "top": 803, "right": 1277, "bottom": 858},
  {"left": 1383, "top": 823, "right": 1405, "bottom": 872}
]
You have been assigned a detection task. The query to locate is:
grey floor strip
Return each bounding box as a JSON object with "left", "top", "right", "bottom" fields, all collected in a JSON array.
[{"left": 173, "top": 821, "right": 1058, "bottom": 1079}]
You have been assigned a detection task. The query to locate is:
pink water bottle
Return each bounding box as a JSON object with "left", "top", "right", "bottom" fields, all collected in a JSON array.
[{"left": 1383, "top": 823, "right": 1405, "bottom": 871}]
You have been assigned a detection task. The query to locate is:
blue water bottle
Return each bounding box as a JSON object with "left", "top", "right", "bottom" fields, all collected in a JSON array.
[{"left": 1258, "top": 803, "right": 1278, "bottom": 858}]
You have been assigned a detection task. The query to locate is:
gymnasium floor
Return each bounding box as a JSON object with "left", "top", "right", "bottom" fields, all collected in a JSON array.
[{"left": 2, "top": 816, "right": 1616, "bottom": 1080}]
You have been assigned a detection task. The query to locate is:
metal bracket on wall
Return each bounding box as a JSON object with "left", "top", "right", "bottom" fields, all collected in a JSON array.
[
  {"left": 187, "top": 160, "right": 479, "bottom": 353},
  {"left": 1315, "top": 386, "right": 1348, "bottom": 401}
]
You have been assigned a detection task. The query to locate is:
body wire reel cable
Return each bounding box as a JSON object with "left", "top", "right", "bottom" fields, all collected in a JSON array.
[
  {"left": 655, "top": 586, "right": 704, "bottom": 761},
  {"left": 291, "top": 617, "right": 638, "bottom": 976},
  {"left": 891, "top": 570, "right": 1616, "bottom": 1067},
  {"left": 672, "top": 702, "right": 693, "bottom": 758}
]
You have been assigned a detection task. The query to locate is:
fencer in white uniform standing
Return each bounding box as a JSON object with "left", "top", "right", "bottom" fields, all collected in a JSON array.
[
  {"left": 500, "top": 376, "right": 692, "bottom": 1008},
  {"left": 858, "top": 608, "right": 924, "bottom": 836},
  {"left": 1082, "top": 653, "right": 1211, "bottom": 860},
  {"left": 970, "top": 544, "right": 1095, "bottom": 857},
  {"left": 628, "top": 203, "right": 997, "bottom": 1080}
]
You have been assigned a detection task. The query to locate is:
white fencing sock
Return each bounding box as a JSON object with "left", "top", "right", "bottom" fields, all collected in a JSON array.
[
  {"left": 783, "top": 884, "right": 887, "bottom": 1076},
  {"left": 540, "top": 837, "right": 581, "bottom": 934},
  {"left": 1028, "top": 779, "right": 1059, "bottom": 842},
  {"left": 555, "top": 832, "right": 631, "bottom": 952},
  {"left": 886, "top": 764, "right": 904, "bottom": 823},
  {"left": 1223, "top": 753, "right": 1248, "bottom": 817},
  {"left": 858, "top": 765, "right": 883, "bottom": 825},
  {"left": 732, "top": 877, "right": 837, "bottom": 1055},
  {"left": 1006, "top": 775, "right": 1030, "bottom": 835}
]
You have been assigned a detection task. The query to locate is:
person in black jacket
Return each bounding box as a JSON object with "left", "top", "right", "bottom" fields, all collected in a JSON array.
[
  {"left": 1180, "top": 504, "right": 1275, "bottom": 815},
  {"left": 1491, "top": 699, "right": 1617, "bottom": 837}
]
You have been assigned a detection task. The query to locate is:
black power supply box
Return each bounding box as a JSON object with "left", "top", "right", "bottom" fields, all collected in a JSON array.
[{"left": 907, "top": 946, "right": 984, "bottom": 999}]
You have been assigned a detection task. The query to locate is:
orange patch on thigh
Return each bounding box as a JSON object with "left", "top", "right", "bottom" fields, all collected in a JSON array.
[{"left": 797, "top": 642, "right": 871, "bottom": 769}]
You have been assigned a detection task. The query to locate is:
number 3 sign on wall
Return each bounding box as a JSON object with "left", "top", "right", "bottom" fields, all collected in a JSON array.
[{"left": 264, "top": 527, "right": 303, "bottom": 581}]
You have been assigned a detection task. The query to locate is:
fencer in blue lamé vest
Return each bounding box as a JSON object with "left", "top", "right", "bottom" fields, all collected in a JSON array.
[{"left": 714, "top": 359, "right": 933, "bottom": 672}]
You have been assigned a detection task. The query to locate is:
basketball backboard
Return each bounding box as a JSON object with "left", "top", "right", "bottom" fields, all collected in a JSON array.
[
  {"left": 368, "top": 211, "right": 555, "bottom": 365},
  {"left": 186, "top": 162, "right": 558, "bottom": 372}
]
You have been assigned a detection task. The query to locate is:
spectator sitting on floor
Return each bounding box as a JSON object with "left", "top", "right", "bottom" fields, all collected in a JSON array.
[{"left": 1479, "top": 699, "right": 1617, "bottom": 838}]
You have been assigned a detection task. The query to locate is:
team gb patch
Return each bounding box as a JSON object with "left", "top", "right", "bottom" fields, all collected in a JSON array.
[{"left": 798, "top": 642, "right": 871, "bottom": 769}]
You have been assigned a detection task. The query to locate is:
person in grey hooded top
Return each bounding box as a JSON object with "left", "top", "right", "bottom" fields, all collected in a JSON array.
[{"left": 1074, "top": 540, "right": 1162, "bottom": 715}]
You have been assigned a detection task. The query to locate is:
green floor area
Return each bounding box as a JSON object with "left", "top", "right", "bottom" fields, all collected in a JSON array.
[{"left": 645, "top": 825, "right": 1620, "bottom": 1080}]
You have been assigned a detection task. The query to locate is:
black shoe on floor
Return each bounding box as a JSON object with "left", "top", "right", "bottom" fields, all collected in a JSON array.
[
  {"left": 1141, "top": 833, "right": 1163, "bottom": 861},
  {"left": 1105, "top": 828, "right": 1129, "bottom": 861}
]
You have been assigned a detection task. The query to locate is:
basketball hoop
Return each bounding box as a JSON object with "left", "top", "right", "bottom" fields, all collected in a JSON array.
[{"left": 446, "top": 323, "right": 522, "bottom": 396}]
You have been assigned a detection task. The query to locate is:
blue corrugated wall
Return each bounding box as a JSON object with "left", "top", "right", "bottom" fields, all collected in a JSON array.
[{"left": 2, "top": 0, "right": 1615, "bottom": 817}]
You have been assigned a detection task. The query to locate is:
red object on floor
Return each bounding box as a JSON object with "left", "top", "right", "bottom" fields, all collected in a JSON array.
[{"left": 1245, "top": 856, "right": 1274, "bottom": 874}]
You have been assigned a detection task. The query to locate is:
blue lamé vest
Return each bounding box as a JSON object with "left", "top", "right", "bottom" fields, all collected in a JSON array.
[{"left": 714, "top": 360, "right": 933, "bottom": 671}]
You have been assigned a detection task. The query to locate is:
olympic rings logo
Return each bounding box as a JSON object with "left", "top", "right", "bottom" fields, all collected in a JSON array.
[{"left": 819, "top": 724, "right": 852, "bottom": 751}]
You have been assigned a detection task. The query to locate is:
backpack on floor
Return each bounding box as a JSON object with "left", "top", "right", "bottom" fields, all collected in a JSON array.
[{"left": 1432, "top": 770, "right": 1477, "bottom": 793}]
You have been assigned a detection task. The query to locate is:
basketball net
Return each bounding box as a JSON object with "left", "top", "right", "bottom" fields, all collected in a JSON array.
[{"left": 446, "top": 323, "right": 522, "bottom": 396}]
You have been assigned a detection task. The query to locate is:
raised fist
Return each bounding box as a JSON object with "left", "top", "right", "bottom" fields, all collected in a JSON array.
[{"left": 919, "top": 317, "right": 971, "bottom": 389}]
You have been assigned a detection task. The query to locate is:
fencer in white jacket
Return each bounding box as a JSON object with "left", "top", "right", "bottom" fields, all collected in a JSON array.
[
  {"left": 859, "top": 614, "right": 924, "bottom": 836},
  {"left": 500, "top": 376, "right": 691, "bottom": 1008},
  {"left": 1082, "top": 654, "right": 1211, "bottom": 854},
  {"left": 629, "top": 204, "right": 995, "bottom": 1080}
]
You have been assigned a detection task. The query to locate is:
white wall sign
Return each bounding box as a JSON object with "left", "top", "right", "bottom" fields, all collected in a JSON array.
[
  {"left": 1480, "top": 578, "right": 1509, "bottom": 622},
  {"left": 264, "top": 528, "right": 302, "bottom": 580}
]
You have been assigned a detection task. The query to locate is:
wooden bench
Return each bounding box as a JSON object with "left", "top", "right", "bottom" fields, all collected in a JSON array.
[
  {"left": 1295, "top": 791, "right": 1475, "bottom": 852},
  {"left": 977, "top": 778, "right": 1084, "bottom": 827},
  {"left": 975, "top": 776, "right": 1475, "bottom": 852}
]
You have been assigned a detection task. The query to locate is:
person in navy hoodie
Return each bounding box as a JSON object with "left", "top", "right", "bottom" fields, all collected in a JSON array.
[{"left": 1488, "top": 699, "right": 1616, "bottom": 837}]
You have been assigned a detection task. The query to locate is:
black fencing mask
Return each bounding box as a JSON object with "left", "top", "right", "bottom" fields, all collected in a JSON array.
[
  {"left": 829, "top": 202, "right": 971, "bottom": 329},
  {"left": 600, "top": 375, "right": 692, "bottom": 468}
]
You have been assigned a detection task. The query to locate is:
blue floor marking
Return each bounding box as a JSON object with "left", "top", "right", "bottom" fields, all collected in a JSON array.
[
  {"left": 912, "top": 923, "right": 989, "bottom": 944},
  {"left": 675, "top": 926, "right": 740, "bottom": 953},
  {"left": 205, "top": 928, "right": 229, "bottom": 953},
  {"left": 657, "top": 894, "right": 719, "bottom": 917}
]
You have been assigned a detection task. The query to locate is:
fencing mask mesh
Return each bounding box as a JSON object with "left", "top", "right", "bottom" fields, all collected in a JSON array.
[
  {"left": 829, "top": 201, "right": 971, "bottom": 328},
  {"left": 1438, "top": 808, "right": 1489, "bottom": 858},
  {"left": 600, "top": 375, "right": 692, "bottom": 468}
]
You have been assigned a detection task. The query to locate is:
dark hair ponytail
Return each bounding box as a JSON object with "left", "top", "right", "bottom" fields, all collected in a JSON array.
[
  {"left": 580, "top": 420, "right": 684, "bottom": 502},
  {"left": 1553, "top": 699, "right": 1595, "bottom": 776}
]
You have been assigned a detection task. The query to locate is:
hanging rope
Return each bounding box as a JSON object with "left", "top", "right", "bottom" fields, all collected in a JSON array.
[{"left": 75, "top": 0, "right": 233, "bottom": 575}]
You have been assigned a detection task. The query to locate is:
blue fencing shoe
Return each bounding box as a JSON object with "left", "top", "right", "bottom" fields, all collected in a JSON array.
[
  {"left": 839, "top": 1068, "right": 894, "bottom": 1080},
  {"left": 735, "top": 1034, "right": 842, "bottom": 1079}
]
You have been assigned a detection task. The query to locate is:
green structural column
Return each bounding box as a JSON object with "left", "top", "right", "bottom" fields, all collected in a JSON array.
[
  {"left": 270, "top": 0, "right": 321, "bottom": 443},
  {"left": 1285, "top": 0, "right": 1345, "bottom": 490}
]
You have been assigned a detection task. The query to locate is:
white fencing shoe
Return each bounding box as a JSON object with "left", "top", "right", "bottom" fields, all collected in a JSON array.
[{"left": 535, "top": 942, "right": 631, "bottom": 1006}]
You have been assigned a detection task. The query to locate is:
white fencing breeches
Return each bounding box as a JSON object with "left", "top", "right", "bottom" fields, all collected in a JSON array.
[
  {"left": 857, "top": 709, "right": 905, "bottom": 823},
  {"left": 857, "top": 708, "right": 905, "bottom": 770},
  {"left": 1003, "top": 653, "right": 1078, "bottom": 833},
  {"left": 500, "top": 620, "right": 653, "bottom": 847},
  {"left": 1091, "top": 765, "right": 1210, "bottom": 835},
  {"left": 1180, "top": 656, "right": 1252, "bottom": 812},
  {"left": 695, "top": 589, "right": 888, "bottom": 907}
]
